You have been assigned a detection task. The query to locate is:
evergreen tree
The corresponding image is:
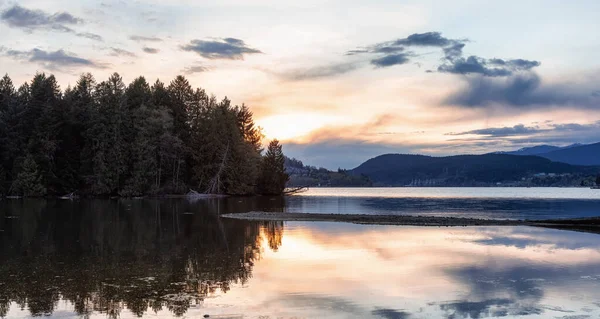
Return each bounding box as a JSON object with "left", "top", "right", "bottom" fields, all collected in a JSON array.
[
  {"left": 12, "top": 154, "right": 46, "bottom": 197},
  {"left": 83, "top": 73, "right": 128, "bottom": 195},
  {"left": 26, "top": 74, "right": 62, "bottom": 193},
  {"left": 0, "top": 73, "right": 289, "bottom": 196},
  {"left": 258, "top": 140, "right": 289, "bottom": 195},
  {"left": 0, "top": 74, "right": 16, "bottom": 192}
]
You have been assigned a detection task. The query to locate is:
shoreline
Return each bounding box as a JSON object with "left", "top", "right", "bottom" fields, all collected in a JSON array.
[{"left": 221, "top": 212, "right": 600, "bottom": 233}]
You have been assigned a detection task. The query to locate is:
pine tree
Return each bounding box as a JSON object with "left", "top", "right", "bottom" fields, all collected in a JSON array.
[
  {"left": 12, "top": 154, "right": 46, "bottom": 197},
  {"left": 258, "top": 140, "right": 289, "bottom": 195},
  {"left": 0, "top": 72, "right": 286, "bottom": 196}
]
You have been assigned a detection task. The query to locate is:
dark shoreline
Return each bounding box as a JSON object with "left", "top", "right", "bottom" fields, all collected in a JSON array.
[{"left": 221, "top": 212, "right": 600, "bottom": 233}]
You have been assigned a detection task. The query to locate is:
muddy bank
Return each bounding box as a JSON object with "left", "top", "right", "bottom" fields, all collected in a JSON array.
[{"left": 221, "top": 211, "right": 600, "bottom": 233}]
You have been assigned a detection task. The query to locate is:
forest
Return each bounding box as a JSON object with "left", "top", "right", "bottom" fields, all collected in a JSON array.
[{"left": 0, "top": 73, "right": 289, "bottom": 197}]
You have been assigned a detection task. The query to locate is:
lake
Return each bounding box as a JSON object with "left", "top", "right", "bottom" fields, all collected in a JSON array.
[{"left": 1, "top": 188, "right": 600, "bottom": 318}]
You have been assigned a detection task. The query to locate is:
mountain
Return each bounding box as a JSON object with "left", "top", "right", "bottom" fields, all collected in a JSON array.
[
  {"left": 506, "top": 145, "right": 563, "bottom": 156},
  {"left": 351, "top": 153, "right": 598, "bottom": 186},
  {"left": 540, "top": 142, "right": 600, "bottom": 166},
  {"left": 503, "top": 142, "right": 600, "bottom": 166}
]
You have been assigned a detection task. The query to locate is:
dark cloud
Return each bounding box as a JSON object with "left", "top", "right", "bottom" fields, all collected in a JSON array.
[
  {"left": 348, "top": 31, "right": 539, "bottom": 76},
  {"left": 394, "top": 31, "right": 458, "bottom": 47},
  {"left": 443, "top": 43, "right": 465, "bottom": 60},
  {"left": 129, "top": 35, "right": 163, "bottom": 42},
  {"left": 371, "top": 308, "right": 411, "bottom": 319},
  {"left": 371, "top": 53, "right": 411, "bottom": 68},
  {"left": 445, "top": 122, "right": 600, "bottom": 150},
  {"left": 1, "top": 5, "right": 82, "bottom": 32},
  {"left": 142, "top": 47, "right": 160, "bottom": 54},
  {"left": 446, "top": 124, "right": 542, "bottom": 137},
  {"left": 489, "top": 58, "right": 541, "bottom": 70},
  {"left": 373, "top": 46, "right": 406, "bottom": 54},
  {"left": 550, "top": 121, "right": 600, "bottom": 131},
  {"left": 445, "top": 73, "right": 600, "bottom": 108},
  {"left": 181, "top": 38, "right": 262, "bottom": 60},
  {"left": 439, "top": 56, "right": 540, "bottom": 77},
  {"left": 110, "top": 47, "right": 137, "bottom": 57},
  {"left": 77, "top": 32, "right": 103, "bottom": 41},
  {"left": 281, "top": 62, "right": 361, "bottom": 80},
  {"left": 3, "top": 48, "right": 105, "bottom": 70},
  {"left": 347, "top": 32, "right": 464, "bottom": 67},
  {"left": 183, "top": 65, "right": 210, "bottom": 74}
]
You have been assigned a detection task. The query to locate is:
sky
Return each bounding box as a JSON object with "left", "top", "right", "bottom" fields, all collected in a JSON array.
[{"left": 1, "top": 0, "right": 599, "bottom": 169}]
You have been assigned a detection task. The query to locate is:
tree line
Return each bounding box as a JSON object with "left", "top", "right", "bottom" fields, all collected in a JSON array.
[{"left": 0, "top": 73, "right": 288, "bottom": 197}]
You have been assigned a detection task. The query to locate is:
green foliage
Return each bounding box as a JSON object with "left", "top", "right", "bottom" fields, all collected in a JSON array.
[
  {"left": 0, "top": 72, "right": 285, "bottom": 196},
  {"left": 11, "top": 154, "right": 46, "bottom": 197},
  {"left": 258, "top": 140, "right": 289, "bottom": 195},
  {"left": 285, "top": 157, "right": 372, "bottom": 187}
]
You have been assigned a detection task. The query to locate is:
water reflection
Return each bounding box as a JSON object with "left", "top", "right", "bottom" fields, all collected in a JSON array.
[
  {"left": 1, "top": 198, "right": 600, "bottom": 318},
  {"left": 286, "top": 193, "right": 600, "bottom": 219},
  {"left": 243, "top": 224, "right": 600, "bottom": 318},
  {"left": 0, "top": 198, "right": 283, "bottom": 318}
]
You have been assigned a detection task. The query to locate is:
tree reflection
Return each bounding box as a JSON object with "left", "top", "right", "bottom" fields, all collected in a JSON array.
[{"left": 0, "top": 198, "right": 285, "bottom": 317}]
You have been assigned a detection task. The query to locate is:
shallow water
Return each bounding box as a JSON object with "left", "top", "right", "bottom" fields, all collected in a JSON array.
[{"left": 0, "top": 192, "right": 600, "bottom": 318}]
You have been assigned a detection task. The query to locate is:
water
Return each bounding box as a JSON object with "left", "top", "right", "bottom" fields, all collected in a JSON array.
[
  {"left": 1, "top": 188, "right": 600, "bottom": 318},
  {"left": 286, "top": 187, "right": 600, "bottom": 220}
]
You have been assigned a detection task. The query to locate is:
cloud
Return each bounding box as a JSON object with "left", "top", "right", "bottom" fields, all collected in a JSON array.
[
  {"left": 394, "top": 31, "right": 459, "bottom": 47},
  {"left": 129, "top": 35, "right": 163, "bottom": 42},
  {"left": 446, "top": 124, "right": 542, "bottom": 137},
  {"left": 1, "top": 5, "right": 105, "bottom": 42},
  {"left": 371, "top": 53, "right": 411, "bottom": 68},
  {"left": 348, "top": 32, "right": 465, "bottom": 68},
  {"left": 180, "top": 38, "right": 262, "bottom": 60},
  {"left": 183, "top": 65, "right": 210, "bottom": 74},
  {"left": 438, "top": 56, "right": 540, "bottom": 77},
  {"left": 3, "top": 48, "right": 105, "bottom": 70},
  {"left": 1, "top": 5, "right": 82, "bottom": 32},
  {"left": 280, "top": 62, "right": 361, "bottom": 80},
  {"left": 142, "top": 47, "right": 160, "bottom": 54},
  {"left": 77, "top": 32, "right": 103, "bottom": 41},
  {"left": 371, "top": 308, "right": 411, "bottom": 319},
  {"left": 443, "top": 43, "right": 465, "bottom": 60},
  {"left": 351, "top": 32, "right": 462, "bottom": 56},
  {"left": 444, "top": 121, "right": 600, "bottom": 152},
  {"left": 348, "top": 31, "right": 539, "bottom": 75},
  {"left": 445, "top": 73, "right": 600, "bottom": 108},
  {"left": 110, "top": 47, "right": 137, "bottom": 57}
]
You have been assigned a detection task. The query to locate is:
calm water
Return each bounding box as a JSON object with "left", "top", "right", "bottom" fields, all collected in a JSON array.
[
  {"left": 286, "top": 187, "right": 600, "bottom": 220},
  {"left": 1, "top": 188, "right": 600, "bottom": 318}
]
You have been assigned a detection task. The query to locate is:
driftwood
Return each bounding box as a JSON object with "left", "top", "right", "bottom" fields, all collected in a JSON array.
[
  {"left": 59, "top": 192, "right": 78, "bottom": 200},
  {"left": 283, "top": 186, "right": 309, "bottom": 195}
]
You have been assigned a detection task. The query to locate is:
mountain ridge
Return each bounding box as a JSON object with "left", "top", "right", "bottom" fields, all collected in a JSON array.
[{"left": 351, "top": 153, "right": 599, "bottom": 187}]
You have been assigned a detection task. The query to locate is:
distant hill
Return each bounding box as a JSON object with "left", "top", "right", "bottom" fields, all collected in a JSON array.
[
  {"left": 502, "top": 142, "right": 600, "bottom": 166},
  {"left": 351, "top": 153, "right": 598, "bottom": 186},
  {"left": 505, "top": 145, "right": 564, "bottom": 156},
  {"left": 285, "top": 157, "right": 372, "bottom": 187},
  {"left": 539, "top": 142, "right": 600, "bottom": 166}
]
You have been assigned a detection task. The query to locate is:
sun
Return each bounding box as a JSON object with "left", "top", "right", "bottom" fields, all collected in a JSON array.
[{"left": 257, "top": 113, "right": 336, "bottom": 141}]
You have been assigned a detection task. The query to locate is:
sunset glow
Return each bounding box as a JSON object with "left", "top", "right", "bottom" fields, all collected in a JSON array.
[{"left": 1, "top": 0, "right": 599, "bottom": 168}]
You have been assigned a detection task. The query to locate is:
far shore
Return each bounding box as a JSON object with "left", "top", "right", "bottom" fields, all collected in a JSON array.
[{"left": 221, "top": 212, "right": 600, "bottom": 233}]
